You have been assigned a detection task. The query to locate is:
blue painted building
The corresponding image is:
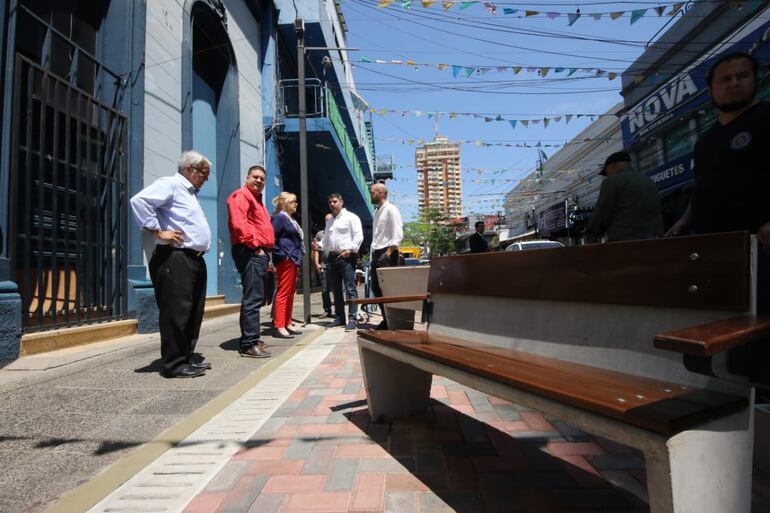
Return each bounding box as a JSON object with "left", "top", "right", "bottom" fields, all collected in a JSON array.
[{"left": 0, "top": 0, "right": 374, "bottom": 366}]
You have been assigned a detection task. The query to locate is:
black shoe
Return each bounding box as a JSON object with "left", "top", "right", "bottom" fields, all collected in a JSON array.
[
  {"left": 375, "top": 320, "right": 388, "bottom": 330},
  {"left": 189, "top": 361, "right": 211, "bottom": 370},
  {"left": 240, "top": 345, "right": 272, "bottom": 358},
  {"left": 329, "top": 318, "right": 345, "bottom": 328},
  {"left": 318, "top": 311, "right": 334, "bottom": 319},
  {"left": 161, "top": 364, "right": 206, "bottom": 379},
  {"left": 272, "top": 328, "right": 294, "bottom": 339},
  {"left": 345, "top": 320, "right": 358, "bottom": 332},
  {"left": 286, "top": 326, "right": 303, "bottom": 335}
]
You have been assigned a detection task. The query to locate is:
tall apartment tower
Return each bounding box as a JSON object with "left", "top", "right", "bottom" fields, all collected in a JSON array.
[{"left": 415, "top": 137, "right": 463, "bottom": 219}]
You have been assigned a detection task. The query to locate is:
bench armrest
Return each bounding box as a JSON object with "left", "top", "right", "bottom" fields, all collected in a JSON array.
[
  {"left": 654, "top": 315, "right": 770, "bottom": 357},
  {"left": 347, "top": 294, "right": 429, "bottom": 306}
]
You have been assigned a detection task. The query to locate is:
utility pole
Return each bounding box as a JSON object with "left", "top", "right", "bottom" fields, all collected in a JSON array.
[{"left": 296, "top": 18, "right": 312, "bottom": 325}]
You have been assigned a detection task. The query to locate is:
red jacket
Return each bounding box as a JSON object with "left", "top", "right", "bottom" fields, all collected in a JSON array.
[{"left": 227, "top": 186, "right": 275, "bottom": 249}]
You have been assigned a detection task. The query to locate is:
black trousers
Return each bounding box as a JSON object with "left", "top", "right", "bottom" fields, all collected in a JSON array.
[
  {"left": 149, "top": 245, "right": 207, "bottom": 374},
  {"left": 370, "top": 248, "right": 400, "bottom": 328}
]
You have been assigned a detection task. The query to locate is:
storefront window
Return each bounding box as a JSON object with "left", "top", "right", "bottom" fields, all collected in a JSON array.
[
  {"left": 664, "top": 122, "right": 694, "bottom": 162},
  {"left": 698, "top": 106, "right": 718, "bottom": 135},
  {"left": 636, "top": 142, "right": 662, "bottom": 173}
]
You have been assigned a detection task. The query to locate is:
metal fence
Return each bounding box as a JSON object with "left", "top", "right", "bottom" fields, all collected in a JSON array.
[{"left": 9, "top": 54, "right": 128, "bottom": 331}]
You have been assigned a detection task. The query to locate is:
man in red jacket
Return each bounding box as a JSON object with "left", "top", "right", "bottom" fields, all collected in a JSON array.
[{"left": 227, "top": 165, "right": 275, "bottom": 358}]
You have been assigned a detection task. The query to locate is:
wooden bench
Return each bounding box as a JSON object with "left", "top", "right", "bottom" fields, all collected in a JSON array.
[{"left": 357, "top": 232, "right": 766, "bottom": 513}]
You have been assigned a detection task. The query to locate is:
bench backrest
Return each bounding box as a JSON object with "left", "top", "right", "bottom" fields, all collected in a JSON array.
[{"left": 425, "top": 232, "right": 755, "bottom": 389}]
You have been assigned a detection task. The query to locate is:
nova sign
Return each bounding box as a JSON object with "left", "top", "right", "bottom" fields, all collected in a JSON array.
[{"left": 626, "top": 74, "right": 701, "bottom": 139}]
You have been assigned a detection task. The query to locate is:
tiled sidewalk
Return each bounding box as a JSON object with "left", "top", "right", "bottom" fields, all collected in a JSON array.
[{"left": 181, "top": 331, "right": 662, "bottom": 513}]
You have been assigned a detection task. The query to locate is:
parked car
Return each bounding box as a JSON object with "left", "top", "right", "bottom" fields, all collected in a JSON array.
[
  {"left": 403, "top": 257, "right": 421, "bottom": 266},
  {"left": 505, "top": 240, "right": 565, "bottom": 252}
]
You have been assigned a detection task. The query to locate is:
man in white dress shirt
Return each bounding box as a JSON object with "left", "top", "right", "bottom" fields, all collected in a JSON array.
[
  {"left": 129, "top": 150, "right": 213, "bottom": 379},
  {"left": 321, "top": 193, "right": 363, "bottom": 331},
  {"left": 369, "top": 183, "right": 403, "bottom": 329}
]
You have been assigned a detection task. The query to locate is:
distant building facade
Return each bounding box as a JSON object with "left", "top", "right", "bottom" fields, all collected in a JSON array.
[{"left": 415, "top": 136, "right": 462, "bottom": 219}]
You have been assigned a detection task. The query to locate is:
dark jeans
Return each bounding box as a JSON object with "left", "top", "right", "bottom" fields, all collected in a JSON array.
[
  {"left": 370, "top": 248, "right": 400, "bottom": 299},
  {"left": 232, "top": 244, "right": 269, "bottom": 350},
  {"left": 149, "top": 245, "right": 207, "bottom": 374},
  {"left": 327, "top": 253, "right": 358, "bottom": 322},
  {"left": 320, "top": 264, "right": 332, "bottom": 313}
]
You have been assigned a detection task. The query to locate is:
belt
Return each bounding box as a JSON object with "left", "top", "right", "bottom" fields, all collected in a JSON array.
[{"left": 157, "top": 245, "right": 206, "bottom": 258}]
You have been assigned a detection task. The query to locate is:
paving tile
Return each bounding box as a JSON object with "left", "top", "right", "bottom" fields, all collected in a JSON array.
[
  {"left": 182, "top": 492, "right": 227, "bottom": 513},
  {"left": 326, "top": 458, "right": 361, "bottom": 491},
  {"left": 219, "top": 475, "right": 268, "bottom": 513},
  {"left": 282, "top": 491, "right": 351, "bottom": 512},
  {"left": 262, "top": 474, "right": 327, "bottom": 494},
  {"left": 351, "top": 472, "right": 386, "bottom": 512},
  {"left": 360, "top": 458, "right": 409, "bottom": 473},
  {"left": 287, "top": 389, "right": 310, "bottom": 403},
  {"left": 417, "top": 492, "right": 452, "bottom": 513},
  {"left": 233, "top": 446, "right": 287, "bottom": 460},
  {"left": 447, "top": 390, "right": 470, "bottom": 406},
  {"left": 367, "top": 422, "right": 389, "bottom": 443},
  {"left": 283, "top": 438, "right": 318, "bottom": 459},
  {"left": 335, "top": 443, "right": 389, "bottom": 459},
  {"left": 546, "top": 442, "right": 605, "bottom": 457},
  {"left": 246, "top": 492, "right": 286, "bottom": 513},
  {"left": 415, "top": 452, "right": 445, "bottom": 473},
  {"left": 245, "top": 459, "right": 306, "bottom": 476},
  {"left": 457, "top": 415, "right": 489, "bottom": 443},
  {"left": 510, "top": 471, "right": 576, "bottom": 489},
  {"left": 203, "top": 460, "right": 251, "bottom": 492},
  {"left": 386, "top": 473, "right": 430, "bottom": 492},
  {"left": 302, "top": 445, "right": 336, "bottom": 475},
  {"left": 520, "top": 412, "right": 556, "bottom": 432},
  {"left": 385, "top": 492, "right": 417, "bottom": 513},
  {"left": 550, "top": 420, "right": 591, "bottom": 442},
  {"left": 587, "top": 453, "right": 645, "bottom": 471}
]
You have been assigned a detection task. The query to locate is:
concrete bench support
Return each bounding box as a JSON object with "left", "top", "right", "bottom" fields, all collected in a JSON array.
[{"left": 359, "top": 346, "right": 431, "bottom": 422}]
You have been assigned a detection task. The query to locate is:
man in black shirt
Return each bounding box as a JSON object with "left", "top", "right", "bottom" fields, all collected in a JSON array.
[
  {"left": 667, "top": 52, "right": 769, "bottom": 389},
  {"left": 469, "top": 221, "right": 490, "bottom": 253}
]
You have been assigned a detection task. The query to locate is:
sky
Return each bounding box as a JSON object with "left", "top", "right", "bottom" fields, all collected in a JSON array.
[{"left": 338, "top": 0, "right": 693, "bottom": 221}]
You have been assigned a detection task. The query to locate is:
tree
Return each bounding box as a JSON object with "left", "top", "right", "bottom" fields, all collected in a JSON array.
[{"left": 402, "top": 207, "right": 458, "bottom": 258}]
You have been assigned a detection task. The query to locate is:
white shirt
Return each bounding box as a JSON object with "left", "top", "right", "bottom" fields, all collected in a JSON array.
[
  {"left": 321, "top": 208, "right": 363, "bottom": 253},
  {"left": 130, "top": 173, "right": 212, "bottom": 252},
  {"left": 371, "top": 200, "right": 403, "bottom": 250}
]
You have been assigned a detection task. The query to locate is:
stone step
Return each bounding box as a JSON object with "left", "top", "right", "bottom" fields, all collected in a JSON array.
[
  {"left": 206, "top": 295, "right": 226, "bottom": 306},
  {"left": 203, "top": 303, "right": 240, "bottom": 320},
  {"left": 20, "top": 319, "right": 138, "bottom": 356}
]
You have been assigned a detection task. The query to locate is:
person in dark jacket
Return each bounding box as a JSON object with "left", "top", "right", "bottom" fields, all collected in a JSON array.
[
  {"left": 271, "top": 192, "right": 304, "bottom": 339},
  {"left": 585, "top": 151, "right": 663, "bottom": 242},
  {"left": 469, "top": 221, "right": 490, "bottom": 253}
]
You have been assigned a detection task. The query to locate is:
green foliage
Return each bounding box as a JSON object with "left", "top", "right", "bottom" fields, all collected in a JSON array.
[{"left": 402, "top": 208, "right": 459, "bottom": 257}]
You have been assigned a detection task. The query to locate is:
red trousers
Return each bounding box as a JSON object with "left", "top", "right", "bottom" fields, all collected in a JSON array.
[{"left": 273, "top": 258, "right": 298, "bottom": 328}]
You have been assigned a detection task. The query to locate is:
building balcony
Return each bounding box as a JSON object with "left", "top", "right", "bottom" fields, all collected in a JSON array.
[{"left": 277, "top": 79, "right": 373, "bottom": 222}]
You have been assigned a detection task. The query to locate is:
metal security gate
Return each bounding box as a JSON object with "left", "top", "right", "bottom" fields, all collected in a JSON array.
[{"left": 9, "top": 54, "right": 128, "bottom": 332}]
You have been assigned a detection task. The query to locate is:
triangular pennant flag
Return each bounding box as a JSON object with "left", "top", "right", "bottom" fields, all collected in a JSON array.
[
  {"left": 427, "top": 112, "right": 434, "bottom": 119},
  {"left": 496, "top": 66, "right": 507, "bottom": 72},
  {"left": 590, "top": 12, "right": 602, "bottom": 20},
  {"left": 554, "top": 67, "right": 565, "bottom": 73},
  {"left": 405, "top": 60, "right": 416, "bottom": 66},
  {"left": 669, "top": 3, "right": 684, "bottom": 16},
  {"left": 414, "top": 111, "right": 423, "bottom": 117},
  {"left": 554, "top": 116, "right": 562, "bottom": 122},
  {"left": 483, "top": 2, "right": 496, "bottom": 14},
  {"left": 610, "top": 11, "right": 624, "bottom": 20},
  {"left": 535, "top": 141, "right": 542, "bottom": 147},
  {"left": 459, "top": 1, "right": 475, "bottom": 9},
  {"left": 437, "top": 63, "right": 447, "bottom": 70},
  {"left": 540, "top": 67, "right": 550, "bottom": 77},
  {"left": 531, "top": 119, "right": 541, "bottom": 125},
  {"left": 442, "top": 0, "right": 454, "bottom": 9},
  {"left": 567, "top": 68, "right": 577, "bottom": 76},
  {"left": 376, "top": 59, "right": 387, "bottom": 63},
  {"left": 512, "top": 66, "right": 522, "bottom": 74},
  {"left": 525, "top": 10, "right": 538, "bottom": 17},
  {"left": 495, "top": 115, "right": 503, "bottom": 121},
  {"left": 449, "top": 112, "right": 457, "bottom": 119},
  {"left": 543, "top": 118, "right": 550, "bottom": 128},
  {"left": 377, "top": 0, "right": 394, "bottom": 6},
  {"left": 400, "top": 0, "right": 412, "bottom": 8},
  {"left": 484, "top": 117, "right": 493, "bottom": 122},
  {"left": 630, "top": 8, "right": 645, "bottom": 24},
  {"left": 452, "top": 65, "right": 461, "bottom": 78},
  {"left": 567, "top": 12, "right": 581, "bottom": 26},
  {"left": 521, "top": 120, "right": 529, "bottom": 127},
  {"left": 608, "top": 72, "right": 618, "bottom": 81},
  {"left": 503, "top": 7, "right": 517, "bottom": 14},
  {"left": 478, "top": 67, "right": 490, "bottom": 75},
  {"left": 545, "top": 12, "right": 559, "bottom": 20},
  {"left": 464, "top": 67, "right": 475, "bottom": 77},
  {"left": 360, "top": 57, "right": 372, "bottom": 63},
  {"left": 391, "top": 59, "right": 402, "bottom": 64},
  {"left": 654, "top": 6, "right": 665, "bottom": 16}
]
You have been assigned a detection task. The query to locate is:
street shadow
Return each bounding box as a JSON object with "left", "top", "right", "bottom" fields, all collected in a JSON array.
[
  {"left": 219, "top": 337, "right": 241, "bottom": 352},
  {"left": 333, "top": 398, "right": 649, "bottom": 512},
  {"left": 134, "top": 358, "right": 163, "bottom": 373}
]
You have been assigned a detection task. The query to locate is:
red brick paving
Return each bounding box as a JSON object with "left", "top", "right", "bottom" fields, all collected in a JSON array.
[{"left": 192, "top": 331, "right": 658, "bottom": 513}]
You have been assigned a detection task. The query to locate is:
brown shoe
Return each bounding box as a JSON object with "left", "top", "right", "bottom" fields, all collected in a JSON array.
[
  {"left": 257, "top": 341, "right": 272, "bottom": 356},
  {"left": 239, "top": 345, "right": 271, "bottom": 358}
]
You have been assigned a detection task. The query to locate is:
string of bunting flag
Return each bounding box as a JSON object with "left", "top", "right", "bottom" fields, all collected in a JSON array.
[
  {"left": 374, "top": 136, "right": 619, "bottom": 146},
  {"left": 354, "top": 58, "right": 687, "bottom": 85},
  {"left": 372, "top": 1, "right": 762, "bottom": 25},
  {"left": 369, "top": 108, "right": 619, "bottom": 128}
]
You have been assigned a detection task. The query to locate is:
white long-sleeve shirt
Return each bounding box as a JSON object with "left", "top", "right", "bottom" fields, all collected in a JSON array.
[
  {"left": 321, "top": 208, "right": 363, "bottom": 253},
  {"left": 370, "top": 200, "right": 403, "bottom": 251}
]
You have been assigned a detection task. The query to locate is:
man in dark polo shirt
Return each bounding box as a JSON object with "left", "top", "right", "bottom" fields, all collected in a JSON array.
[{"left": 666, "top": 52, "right": 770, "bottom": 389}]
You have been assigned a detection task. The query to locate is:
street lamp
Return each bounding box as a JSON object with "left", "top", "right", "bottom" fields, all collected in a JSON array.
[{"left": 295, "top": 18, "right": 358, "bottom": 325}]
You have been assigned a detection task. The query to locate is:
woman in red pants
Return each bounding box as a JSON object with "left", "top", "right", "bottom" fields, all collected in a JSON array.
[{"left": 271, "top": 192, "right": 304, "bottom": 338}]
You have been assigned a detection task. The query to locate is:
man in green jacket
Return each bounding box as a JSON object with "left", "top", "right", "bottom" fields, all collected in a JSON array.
[{"left": 585, "top": 151, "right": 663, "bottom": 242}]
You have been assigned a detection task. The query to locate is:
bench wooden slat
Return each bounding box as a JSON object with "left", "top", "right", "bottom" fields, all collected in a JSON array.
[
  {"left": 429, "top": 231, "right": 750, "bottom": 311},
  {"left": 358, "top": 330, "right": 747, "bottom": 435},
  {"left": 654, "top": 315, "right": 770, "bottom": 357},
  {"left": 348, "top": 294, "right": 429, "bottom": 306}
]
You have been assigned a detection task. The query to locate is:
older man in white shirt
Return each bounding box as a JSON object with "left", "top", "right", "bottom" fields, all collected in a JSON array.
[
  {"left": 369, "top": 183, "right": 403, "bottom": 329},
  {"left": 321, "top": 193, "right": 363, "bottom": 331}
]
